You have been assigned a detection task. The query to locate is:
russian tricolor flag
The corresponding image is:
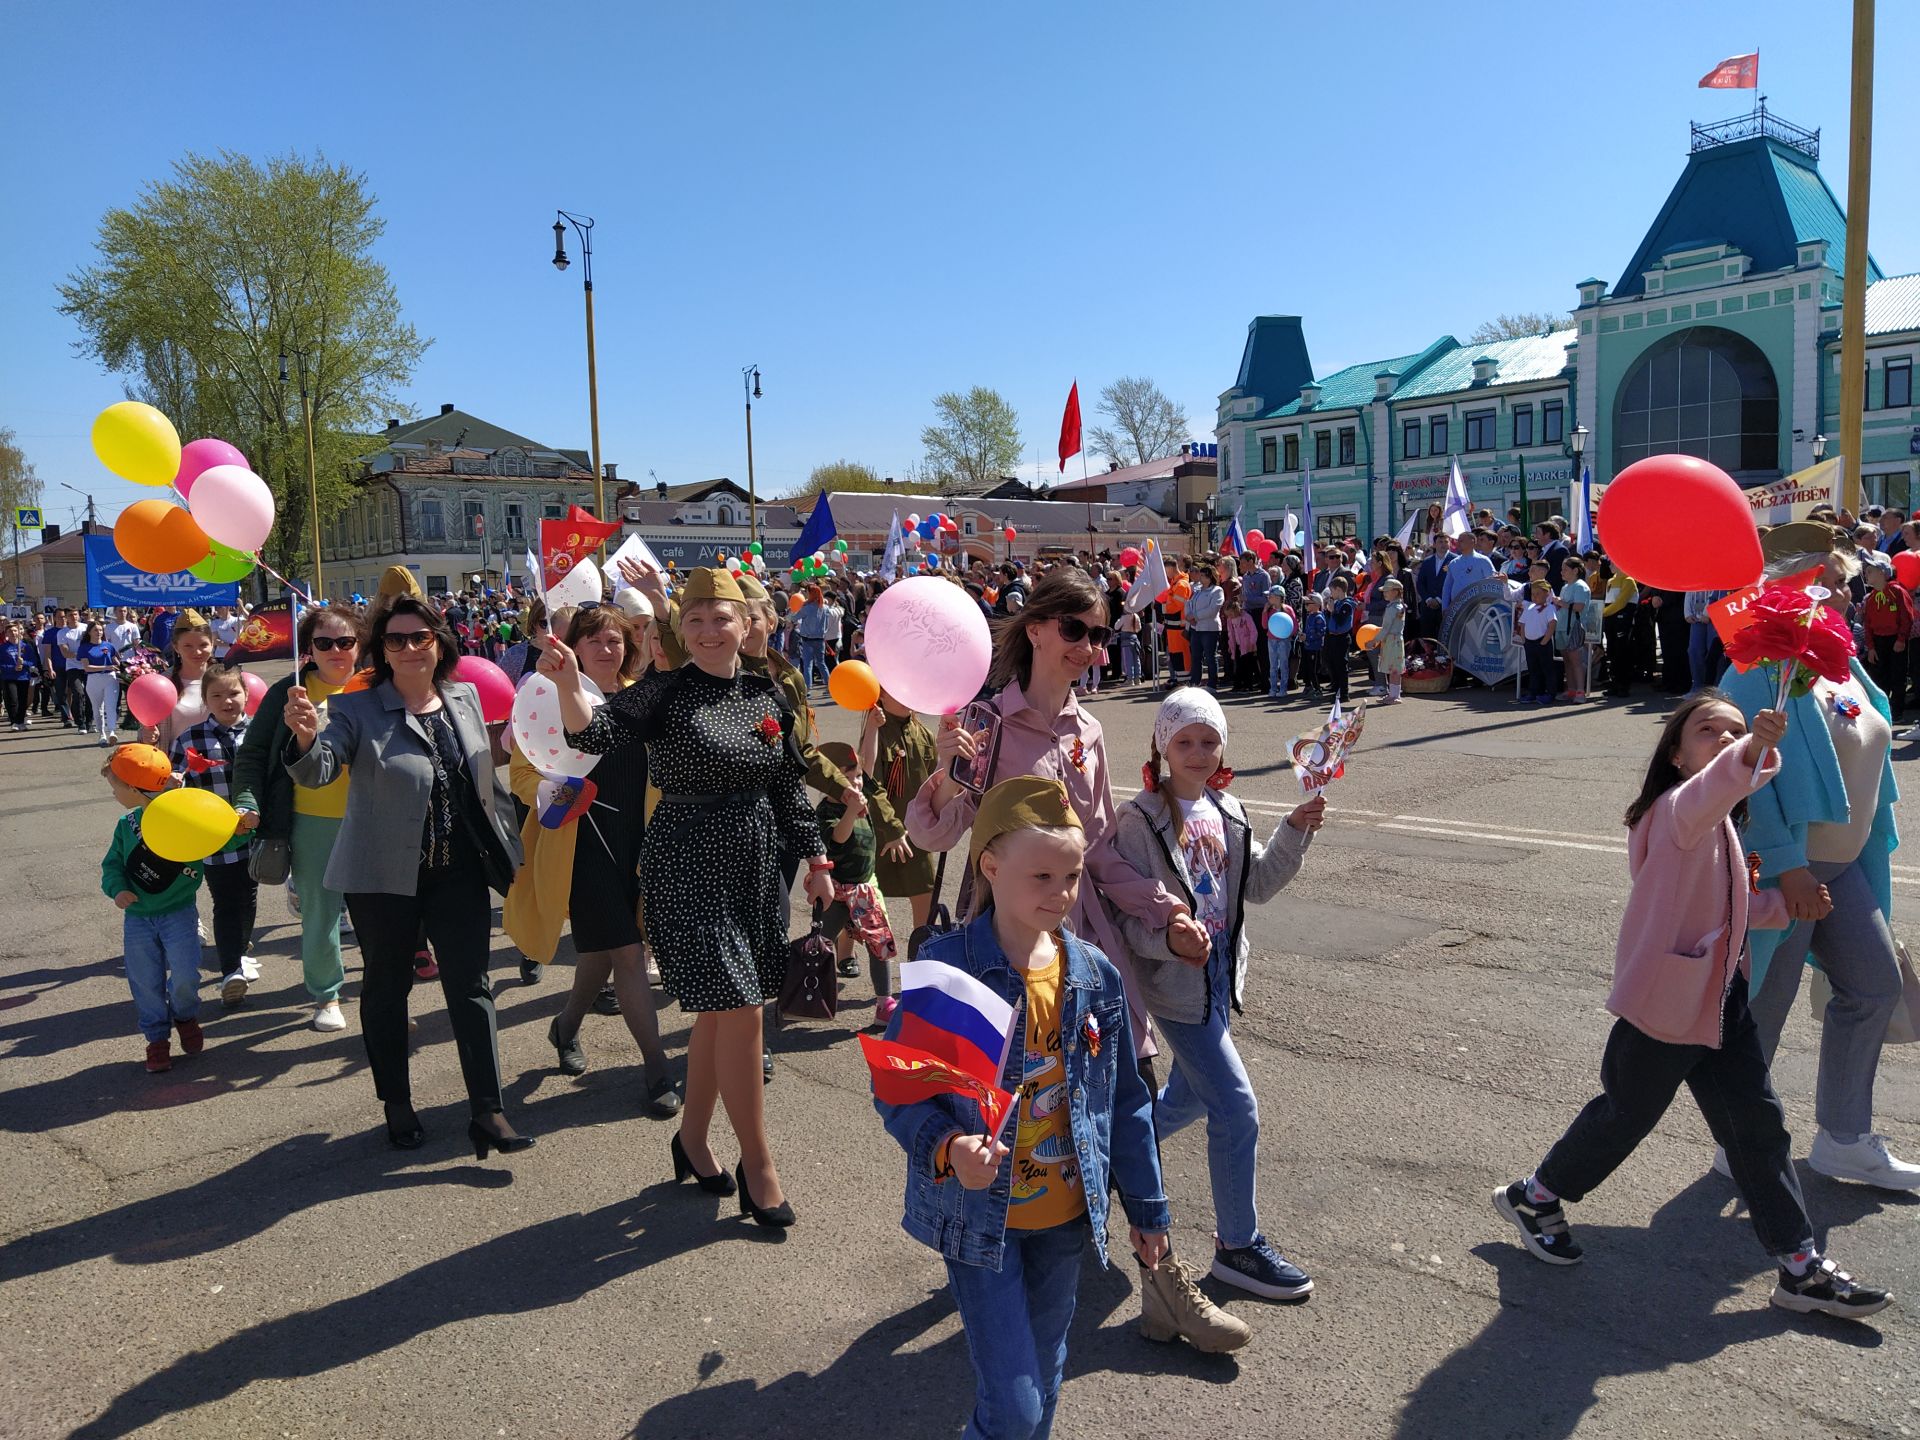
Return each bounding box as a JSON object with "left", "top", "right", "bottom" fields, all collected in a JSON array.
[
  {"left": 1222, "top": 505, "right": 1247, "bottom": 556},
  {"left": 863, "top": 959, "right": 1019, "bottom": 1131}
]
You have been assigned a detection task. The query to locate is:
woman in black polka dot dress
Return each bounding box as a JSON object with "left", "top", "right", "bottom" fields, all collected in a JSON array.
[{"left": 544, "top": 566, "right": 833, "bottom": 1226}]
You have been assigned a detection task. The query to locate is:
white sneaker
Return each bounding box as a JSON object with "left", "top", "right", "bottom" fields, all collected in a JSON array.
[
  {"left": 1808, "top": 1131, "right": 1920, "bottom": 1191},
  {"left": 312, "top": 999, "right": 347, "bottom": 1032},
  {"left": 1898, "top": 725, "right": 1920, "bottom": 743},
  {"left": 286, "top": 877, "right": 302, "bottom": 918},
  {"left": 197, "top": 918, "right": 210, "bottom": 945},
  {"left": 220, "top": 971, "right": 248, "bottom": 1007},
  {"left": 238, "top": 954, "right": 261, "bottom": 982},
  {"left": 1711, "top": 1145, "right": 1731, "bottom": 1179}
]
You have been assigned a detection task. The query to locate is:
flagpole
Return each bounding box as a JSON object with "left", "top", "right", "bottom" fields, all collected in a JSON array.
[{"left": 1081, "top": 449, "right": 1093, "bottom": 560}]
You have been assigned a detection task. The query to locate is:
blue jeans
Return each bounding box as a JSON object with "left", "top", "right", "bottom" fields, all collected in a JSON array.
[
  {"left": 1688, "top": 620, "right": 1719, "bottom": 692},
  {"left": 1119, "top": 633, "right": 1141, "bottom": 683},
  {"left": 1267, "top": 635, "right": 1291, "bottom": 696},
  {"left": 798, "top": 636, "right": 828, "bottom": 690},
  {"left": 1189, "top": 630, "right": 1221, "bottom": 689},
  {"left": 124, "top": 906, "right": 203, "bottom": 1042},
  {"left": 945, "top": 1219, "right": 1087, "bottom": 1440},
  {"left": 1153, "top": 1002, "right": 1261, "bottom": 1250}
]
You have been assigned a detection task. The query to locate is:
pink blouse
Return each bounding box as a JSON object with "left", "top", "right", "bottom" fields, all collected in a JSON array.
[{"left": 904, "top": 681, "right": 1180, "bottom": 1056}]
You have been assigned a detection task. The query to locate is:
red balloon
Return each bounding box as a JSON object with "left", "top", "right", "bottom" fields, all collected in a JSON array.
[
  {"left": 1895, "top": 552, "right": 1920, "bottom": 591},
  {"left": 1003, "top": 526, "right": 1016, "bottom": 542},
  {"left": 454, "top": 655, "right": 514, "bottom": 723},
  {"left": 1596, "top": 454, "right": 1762, "bottom": 590}
]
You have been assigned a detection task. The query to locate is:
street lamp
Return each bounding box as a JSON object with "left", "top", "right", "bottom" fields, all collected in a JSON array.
[
  {"left": 1813, "top": 433, "right": 1829, "bottom": 462},
  {"left": 59, "top": 481, "right": 97, "bottom": 530},
  {"left": 742, "top": 365, "right": 762, "bottom": 546},
  {"left": 551, "top": 209, "right": 605, "bottom": 520},
  {"left": 1569, "top": 425, "right": 1589, "bottom": 521},
  {"left": 280, "top": 346, "right": 326, "bottom": 598}
]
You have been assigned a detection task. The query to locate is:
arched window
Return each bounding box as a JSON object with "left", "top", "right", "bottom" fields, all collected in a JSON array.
[{"left": 1613, "top": 326, "right": 1780, "bottom": 476}]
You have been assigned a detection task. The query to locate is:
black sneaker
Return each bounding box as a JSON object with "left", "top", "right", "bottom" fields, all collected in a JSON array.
[
  {"left": 1212, "top": 1236, "right": 1313, "bottom": 1300},
  {"left": 1493, "top": 1180, "right": 1584, "bottom": 1266},
  {"left": 837, "top": 957, "right": 859, "bottom": 978},
  {"left": 1771, "top": 1258, "right": 1892, "bottom": 1319},
  {"left": 591, "top": 983, "right": 620, "bottom": 1016}
]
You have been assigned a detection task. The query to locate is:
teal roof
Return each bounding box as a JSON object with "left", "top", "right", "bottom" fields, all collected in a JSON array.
[
  {"left": 1865, "top": 274, "right": 1920, "bottom": 337},
  {"left": 1391, "top": 329, "right": 1576, "bottom": 401},
  {"left": 1265, "top": 350, "right": 1422, "bottom": 417},
  {"left": 1613, "top": 136, "right": 1882, "bottom": 298}
]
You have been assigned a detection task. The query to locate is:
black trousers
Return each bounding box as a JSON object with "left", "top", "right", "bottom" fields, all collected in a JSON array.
[
  {"left": 1523, "top": 638, "right": 1557, "bottom": 698},
  {"left": 203, "top": 861, "right": 258, "bottom": 974},
  {"left": 63, "top": 670, "right": 91, "bottom": 727},
  {"left": 346, "top": 862, "right": 503, "bottom": 1116},
  {"left": 1869, "top": 635, "right": 1907, "bottom": 717},
  {"left": 1602, "top": 612, "right": 1637, "bottom": 695},
  {"left": 1537, "top": 975, "right": 1813, "bottom": 1257},
  {"left": 1, "top": 679, "right": 27, "bottom": 725},
  {"left": 1656, "top": 613, "right": 1690, "bottom": 694},
  {"left": 1324, "top": 633, "right": 1351, "bottom": 701}
]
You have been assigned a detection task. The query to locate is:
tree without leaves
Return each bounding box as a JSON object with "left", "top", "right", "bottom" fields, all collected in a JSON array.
[
  {"left": 0, "top": 428, "right": 41, "bottom": 552},
  {"left": 787, "top": 459, "right": 942, "bottom": 500},
  {"left": 1467, "top": 311, "right": 1565, "bottom": 344},
  {"left": 57, "top": 151, "right": 427, "bottom": 581},
  {"left": 920, "top": 388, "right": 1022, "bottom": 490},
  {"left": 1087, "top": 376, "right": 1190, "bottom": 468}
]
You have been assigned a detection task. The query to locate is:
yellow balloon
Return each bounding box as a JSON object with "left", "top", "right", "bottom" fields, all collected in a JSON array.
[
  {"left": 92, "top": 401, "right": 182, "bottom": 487},
  {"left": 142, "top": 788, "right": 238, "bottom": 863}
]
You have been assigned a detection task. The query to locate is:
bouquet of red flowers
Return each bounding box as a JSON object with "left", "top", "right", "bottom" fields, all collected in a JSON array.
[{"left": 1722, "top": 583, "right": 1855, "bottom": 698}]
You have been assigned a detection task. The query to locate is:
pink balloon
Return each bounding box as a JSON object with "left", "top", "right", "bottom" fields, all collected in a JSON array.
[
  {"left": 454, "top": 655, "right": 514, "bottom": 724},
  {"left": 1118, "top": 546, "right": 1143, "bottom": 567},
  {"left": 127, "top": 672, "right": 180, "bottom": 728},
  {"left": 175, "top": 438, "right": 248, "bottom": 499},
  {"left": 240, "top": 670, "right": 268, "bottom": 717},
  {"left": 188, "top": 464, "right": 276, "bottom": 552},
  {"left": 864, "top": 576, "right": 992, "bottom": 715}
]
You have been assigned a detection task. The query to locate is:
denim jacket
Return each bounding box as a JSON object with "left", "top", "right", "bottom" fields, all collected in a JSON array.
[{"left": 875, "top": 909, "right": 1170, "bottom": 1273}]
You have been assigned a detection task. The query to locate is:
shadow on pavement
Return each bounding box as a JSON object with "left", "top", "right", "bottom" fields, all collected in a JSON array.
[
  {"left": 1395, "top": 1173, "right": 1895, "bottom": 1440},
  {"left": 629, "top": 1245, "right": 1237, "bottom": 1439},
  {"left": 62, "top": 1185, "right": 765, "bottom": 1440}
]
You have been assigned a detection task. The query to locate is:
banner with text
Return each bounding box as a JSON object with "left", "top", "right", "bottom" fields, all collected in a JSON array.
[{"left": 85, "top": 535, "right": 239, "bottom": 609}]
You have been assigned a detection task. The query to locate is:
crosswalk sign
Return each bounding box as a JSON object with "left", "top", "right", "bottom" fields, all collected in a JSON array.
[{"left": 14, "top": 507, "right": 42, "bottom": 529}]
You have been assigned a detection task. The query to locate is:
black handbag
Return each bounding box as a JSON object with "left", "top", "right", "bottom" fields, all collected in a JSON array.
[
  {"left": 906, "top": 848, "right": 955, "bottom": 961},
  {"left": 778, "top": 902, "right": 838, "bottom": 1021}
]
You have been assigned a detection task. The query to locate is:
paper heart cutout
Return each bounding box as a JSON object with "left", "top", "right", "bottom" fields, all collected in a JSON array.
[{"left": 548, "top": 726, "right": 558, "bottom": 735}]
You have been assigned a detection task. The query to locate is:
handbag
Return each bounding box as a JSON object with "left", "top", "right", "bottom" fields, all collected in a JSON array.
[
  {"left": 249, "top": 836, "right": 291, "bottom": 886},
  {"left": 1807, "top": 939, "right": 1920, "bottom": 1045},
  {"left": 778, "top": 902, "right": 838, "bottom": 1021}
]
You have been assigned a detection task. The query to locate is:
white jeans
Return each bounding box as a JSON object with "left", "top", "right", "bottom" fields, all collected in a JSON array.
[{"left": 86, "top": 672, "right": 119, "bottom": 742}]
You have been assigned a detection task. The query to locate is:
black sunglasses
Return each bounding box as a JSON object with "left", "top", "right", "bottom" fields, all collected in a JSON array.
[
  {"left": 309, "top": 634, "right": 355, "bottom": 653},
  {"left": 381, "top": 629, "right": 438, "bottom": 652},
  {"left": 1054, "top": 616, "right": 1113, "bottom": 648}
]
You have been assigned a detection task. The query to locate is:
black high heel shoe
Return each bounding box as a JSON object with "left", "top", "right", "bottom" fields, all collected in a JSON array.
[
  {"left": 468, "top": 1117, "right": 536, "bottom": 1159},
  {"left": 735, "top": 1163, "right": 795, "bottom": 1229},
  {"left": 671, "top": 1132, "right": 735, "bottom": 1195},
  {"left": 384, "top": 1101, "right": 424, "bottom": 1150}
]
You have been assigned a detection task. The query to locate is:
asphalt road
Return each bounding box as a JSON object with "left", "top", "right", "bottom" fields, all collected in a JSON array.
[{"left": 2, "top": 678, "right": 1917, "bottom": 1440}]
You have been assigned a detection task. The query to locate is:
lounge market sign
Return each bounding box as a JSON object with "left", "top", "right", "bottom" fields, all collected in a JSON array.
[{"left": 1392, "top": 463, "right": 1574, "bottom": 495}]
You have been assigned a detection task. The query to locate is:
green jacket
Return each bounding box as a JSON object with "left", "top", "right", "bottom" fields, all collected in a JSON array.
[
  {"left": 231, "top": 667, "right": 311, "bottom": 840},
  {"left": 102, "top": 809, "right": 204, "bottom": 916}
]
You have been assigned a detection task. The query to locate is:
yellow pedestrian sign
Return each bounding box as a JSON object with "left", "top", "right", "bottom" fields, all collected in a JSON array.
[{"left": 14, "top": 507, "right": 42, "bottom": 530}]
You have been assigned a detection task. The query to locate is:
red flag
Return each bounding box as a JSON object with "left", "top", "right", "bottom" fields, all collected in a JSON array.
[
  {"left": 1057, "top": 381, "right": 1081, "bottom": 473},
  {"left": 223, "top": 599, "right": 295, "bottom": 663},
  {"left": 859, "top": 1034, "right": 1014, "bottom": 1133},
  {"left": 540, "top": 513, "right": 621, "bottom": 589},
  {"left": 1698, "top": 52, "right": 1758, "bottom": 88}
]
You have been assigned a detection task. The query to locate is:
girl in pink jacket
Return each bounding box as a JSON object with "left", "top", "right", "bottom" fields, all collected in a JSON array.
[{"left": 1494, "top": 691, "right": 1891, "bottom": 1320}]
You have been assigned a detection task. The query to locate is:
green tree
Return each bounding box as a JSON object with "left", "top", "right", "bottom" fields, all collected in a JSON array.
[
  {"left": 920, "top": 387, "right": 1022, "bottom": 490},
  {"left": 1467, "top": 311, "right": 1565, "bottom": 343},
  {"left": 789, "top": 459, "right": 942, "bottom": 499},
  {"left": 0, "top": 428, "right": 42, "bottom": 553},
  {"left": 1087, "top": 376, "right": 1190, "bottom": 467},
  {"left": 57, "top": 151, "right": 427, "bottom": 579}
]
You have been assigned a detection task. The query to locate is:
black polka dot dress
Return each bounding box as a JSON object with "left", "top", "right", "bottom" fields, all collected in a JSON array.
[{"left": 567, "top": 665, "right": 823, "bottom": 1012}]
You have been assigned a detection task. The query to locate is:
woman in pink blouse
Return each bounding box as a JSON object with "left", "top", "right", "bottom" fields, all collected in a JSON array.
[{"left": 906, "top": 567, "right": 1187, "bottom": 1060}]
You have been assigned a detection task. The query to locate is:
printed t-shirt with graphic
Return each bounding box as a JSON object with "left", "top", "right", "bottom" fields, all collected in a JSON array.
[
  {"left": 1006, "top": 937, "right": 1086, "bottom": 1230},
  {"left": 1175, "top": 793, "right": 1231, "bottom": 941}
]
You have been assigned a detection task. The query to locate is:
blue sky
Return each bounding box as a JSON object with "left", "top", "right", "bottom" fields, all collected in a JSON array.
[{"left": 3, "top": 0, "right": 1914, "bottom": 532}]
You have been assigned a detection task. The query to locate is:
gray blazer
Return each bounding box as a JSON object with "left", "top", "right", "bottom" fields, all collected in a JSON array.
[{"left": 285, "top": 679, "right": 523, "bottom": 897}]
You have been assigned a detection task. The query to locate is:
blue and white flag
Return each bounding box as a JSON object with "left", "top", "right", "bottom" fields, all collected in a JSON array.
[
  {"left": 1222, "top": 506, "right": 1246, "bottom": 556},
  {"left": 879, "top": 509, "right": 905, "bottom": 578},
  {"left": 1441, "top": 455, "right": 1472, "bottom": 538},
  {"left": 524, "top": 545, "right": 543, "bottom": 595},
  {"left": 1301, "top": 465, "right": 1317, "bottom": 573},
  {"left": 1575, "top": 467, "right": 1596, "bottom": 553}
]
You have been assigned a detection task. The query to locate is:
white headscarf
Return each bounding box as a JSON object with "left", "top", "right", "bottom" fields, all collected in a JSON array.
[{"left": 1154, "top": 686, "right": 1229, "bottom": 757}]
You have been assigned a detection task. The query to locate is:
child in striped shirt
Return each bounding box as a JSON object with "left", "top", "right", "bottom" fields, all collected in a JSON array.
[{"left": 170, "top": 664, "right": 262, "bottom": 1007}]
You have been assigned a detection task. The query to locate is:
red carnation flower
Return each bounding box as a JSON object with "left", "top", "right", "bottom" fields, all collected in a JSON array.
[
  {"left": 757, "top": 714, "right": 783, "bottom": 744},
  {"left": 1723, "top": 583, "right": 1855, "bottom": 692}
]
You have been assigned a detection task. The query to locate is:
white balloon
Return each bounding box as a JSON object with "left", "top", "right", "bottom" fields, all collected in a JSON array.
[
  {"left": 510, "top": 671, "right": 606, "bottom": 779},
  {"left": 545, "top": 555, "right": 603, "bottom": 611}
]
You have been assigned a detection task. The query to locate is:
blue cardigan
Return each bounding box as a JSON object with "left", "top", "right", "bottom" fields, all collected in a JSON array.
[{"left": 1720, "top": 657, "right": 1899, "bottom": 989}]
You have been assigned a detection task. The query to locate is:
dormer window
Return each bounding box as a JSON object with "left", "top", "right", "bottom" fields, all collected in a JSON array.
[
  {"left": 1472, "top": 356, "right": 1499, "bottom": 385},
  {"left": 1299, "top": 382, "right": 1323, "bottom": 409}
]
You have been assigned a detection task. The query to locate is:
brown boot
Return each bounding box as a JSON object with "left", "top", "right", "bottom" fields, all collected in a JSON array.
[{"left": 1138, "top": 1253, "right": 1252, "bottom": 1352}]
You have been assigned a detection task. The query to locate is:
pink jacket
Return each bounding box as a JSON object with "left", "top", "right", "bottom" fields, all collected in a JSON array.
[{"left": 1608, "top": 740, "right": 1790, "bottom": 1048}]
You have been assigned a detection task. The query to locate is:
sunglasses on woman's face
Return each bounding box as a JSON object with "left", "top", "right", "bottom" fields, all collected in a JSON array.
[
  {"left": 381, "top": 628, "right": 437, "bottom": 652},
  {"left": 1054, "top": 616, "right": 1113, "bottom": 648},
  {"left": 309, "top": 635, "right": 355, "bottom": 653}
]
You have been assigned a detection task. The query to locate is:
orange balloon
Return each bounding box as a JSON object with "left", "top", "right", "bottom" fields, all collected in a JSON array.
[
  {"left": 1356, "top": 624, "right": 1381, "bottom": 650},
  {"left": 115, "top": 499, "right": 211, "bottom": 574},
  {"left": 788, "top": 593, "right": 805, "bottom": 613},
  {"left": 827, "top": 659, "right": 881, "bottom": 711}
]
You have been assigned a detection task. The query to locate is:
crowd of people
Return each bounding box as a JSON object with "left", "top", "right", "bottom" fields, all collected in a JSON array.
[{"left": 16, "top": 497, "right": 1920, "bottom": 1438}]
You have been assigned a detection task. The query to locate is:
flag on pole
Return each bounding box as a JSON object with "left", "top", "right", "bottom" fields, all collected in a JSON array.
[
  {"left": 1283, "top": 510, "right": 1301, "bottom": 550},
  {"left": 1300, "top": 464, "right": 1317, "bottom": 573},
  {"left": 1124, "top": 536, "right": 1169, "bottom": 614},
  {"left": 524, "top": 545, "right": 543, "bottom": 596},
  {"left": 788, "top": 493, "right": 838, "bottom": 566},
  {"left": 863, "top": 959, "right": 1020, "bottom": 1132},
  {"left": 1516, "top": 453, "right": 1530, "bottom": 529},
  {"left": 1698, "top": 52, "right": 1758, "bottom": 89},
  {"left": 1575, "top": 466, "right": 1596, "bottom": 553},
  {"left": 1392, "top": 507, "right": 1419, "bottom": 549},
  {"left": 541, "top": 513, "right": 620, "bottom": 591},
  {"left": 1441, "top": 456, "right": 1472, "bottom": 538},
  {"left": 879, "top": 509, "right": 905, "bottom": 579},
  {"left": 1057, "top": 382, "right": 1082, "bottom": 473},
  {"left": 1222, "top": 506, "right": 1246, "bottom": 556}
]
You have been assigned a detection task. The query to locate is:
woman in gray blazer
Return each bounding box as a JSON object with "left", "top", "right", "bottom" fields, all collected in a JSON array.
[{"left": 285, "top": 595, "right": 529, "bottom": 1157}]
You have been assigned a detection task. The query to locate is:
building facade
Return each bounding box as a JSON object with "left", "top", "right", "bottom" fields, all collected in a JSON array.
[
  {"left": 807, "top": 491, "right": 1185, "bottom": 569},
  {"left": 1218, "top": 107, "right": 1918, "bottom": 544}
]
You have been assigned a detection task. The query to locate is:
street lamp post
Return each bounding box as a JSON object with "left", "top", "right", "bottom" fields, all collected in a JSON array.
[
  {"left": 1813, "top": 432, "right": 1829, "bottom": 464},
  {"left": 551, "top": 211, "right": 605, "bottom": 520},
  {"left": 742, "top": 366, "right": 762, "bottom": 547},
  {"left": 279, "top": 346, "right": 325, "bottom": 598}
]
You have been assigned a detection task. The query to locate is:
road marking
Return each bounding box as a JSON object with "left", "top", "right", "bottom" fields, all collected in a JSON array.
[{"left": 1374, "top": 822, "right": 1627, "bottom": 855}]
